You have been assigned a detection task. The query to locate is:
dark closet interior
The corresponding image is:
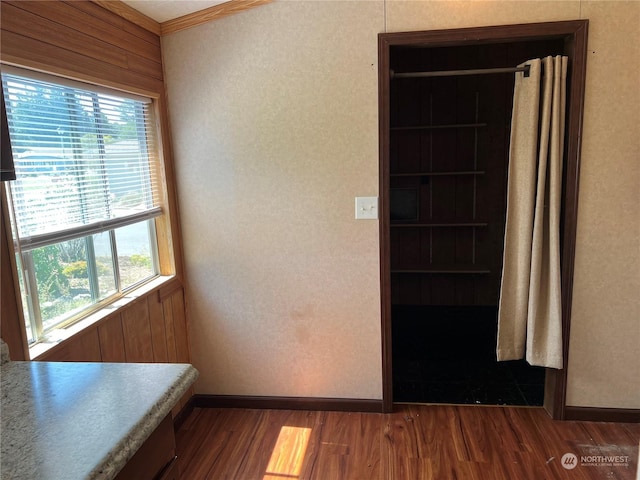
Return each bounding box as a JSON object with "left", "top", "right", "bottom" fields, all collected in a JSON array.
[{"left": 389, "top": 39, "right": 566, "bottom": 406}]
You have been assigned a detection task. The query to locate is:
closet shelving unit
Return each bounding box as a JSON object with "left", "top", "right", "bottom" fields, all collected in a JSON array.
[{"left": 389, "top": 91, "right": 491, "bottom": 282}]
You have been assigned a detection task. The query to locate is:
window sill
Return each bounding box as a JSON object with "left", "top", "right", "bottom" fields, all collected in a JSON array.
[{"left": 29, "top": 275, "right": 180, "bottom": 360}]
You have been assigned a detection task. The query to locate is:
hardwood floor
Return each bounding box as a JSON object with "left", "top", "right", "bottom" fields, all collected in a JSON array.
[{"left": 176, "top": 405, "right": 639, "bottom": 479}]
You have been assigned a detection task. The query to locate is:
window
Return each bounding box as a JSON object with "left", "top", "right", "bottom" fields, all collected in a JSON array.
[{"left": 2, "top": 68, "right": 163, "bottom": 344}]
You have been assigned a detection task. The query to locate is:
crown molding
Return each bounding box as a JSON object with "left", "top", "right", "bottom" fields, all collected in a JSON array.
[
  {"left": 92, "top": 1, "right": 161, "bottom": 36},
  {"left": 160, "top": 0, "right": 272, "bottom": 36}
]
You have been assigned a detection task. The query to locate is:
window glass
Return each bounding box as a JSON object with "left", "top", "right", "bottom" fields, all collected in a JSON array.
[
  {"left": 115, "top": 220, "right": 157, "bottom": 290},
  {"left": 2, "top": 69, "right": 162, "bottom": 343},
  {"left": 30, "top": 235, "right": 118, "bottom": 331}
]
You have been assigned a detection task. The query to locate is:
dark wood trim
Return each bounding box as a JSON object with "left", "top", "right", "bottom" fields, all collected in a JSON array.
[
  {"left": 193, "top": 394, "right": 384, "bottom": 413},
  {"left": 173, "top": 395, "right": 195, "bottom": 430},
  {"left": 378, "top": 33, "right": 393, "bottom": 414},
  {"left": 550, "top": 20, "right": 589, "bottom": 421},
  {"left": 379, "top": 20, "right": 590, "bottom": 47},
  {"left": 378, "top": 20, "right": 589, "bottom": 419},
  {"left": 564, "top": 407, "right": 640, "bottom": 423}
]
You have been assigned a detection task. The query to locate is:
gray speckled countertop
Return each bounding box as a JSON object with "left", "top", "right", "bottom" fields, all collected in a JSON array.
[{"left": 1, "top": 361, "right": 198, "bottom": 480}]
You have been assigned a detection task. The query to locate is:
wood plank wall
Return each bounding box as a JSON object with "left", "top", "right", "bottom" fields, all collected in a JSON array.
[
  {"left": 0, "top": 1, "right": 191, "bottom": 415},
  {"left": 36, "top": 284, "right": 192, "bottom": 416},
  {"left": 1, "top": 1, "right": 162, "bottom": 95}
]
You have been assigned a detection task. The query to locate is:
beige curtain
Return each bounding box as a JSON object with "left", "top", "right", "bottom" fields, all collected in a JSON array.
[{"left": 497, "top": 56, "right": 568, "bottom": 369}]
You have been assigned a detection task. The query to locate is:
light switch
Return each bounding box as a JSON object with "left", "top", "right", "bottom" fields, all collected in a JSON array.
[{"left": 355, "top": 196, "right": 378, "bottom": 220}]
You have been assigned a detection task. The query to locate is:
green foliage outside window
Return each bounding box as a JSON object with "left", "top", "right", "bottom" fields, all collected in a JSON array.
[
  {"left": 33, "top": 245, "right": 70, "bottom": 302},
  {"left": 130, "top": 254, "right": 151, "bottom": 269}
]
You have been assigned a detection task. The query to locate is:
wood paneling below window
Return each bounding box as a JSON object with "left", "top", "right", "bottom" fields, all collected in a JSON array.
[{"left": 36, "top": 284, "right": 194, "bottom": 413}]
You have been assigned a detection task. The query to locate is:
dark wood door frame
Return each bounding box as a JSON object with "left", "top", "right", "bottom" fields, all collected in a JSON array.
[{"left": 378, "top": 20, "right": 589, "bottom": 418}]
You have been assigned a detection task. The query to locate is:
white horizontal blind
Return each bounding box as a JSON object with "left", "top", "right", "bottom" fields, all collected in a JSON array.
[{"left": 1, "top": 70, "right": 161, "bottom": 250}]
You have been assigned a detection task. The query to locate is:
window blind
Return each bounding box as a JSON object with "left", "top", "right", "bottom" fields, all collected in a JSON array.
[{"left": 1, "top": 70, "right": 162, "bottom": 250}]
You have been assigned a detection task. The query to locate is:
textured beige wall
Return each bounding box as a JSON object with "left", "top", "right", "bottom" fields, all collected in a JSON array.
[
  {"left": 163, "top": 1, "right": 639, "bottom": 407},
  {"left": 162, "top": 1, "right": 384, "bottom": 399},
  {"left": 565, "top": 1, "right": 640, "bottom": 409},
  {"left": 385, "top": 0, "right": 579, "bottom": 32}
]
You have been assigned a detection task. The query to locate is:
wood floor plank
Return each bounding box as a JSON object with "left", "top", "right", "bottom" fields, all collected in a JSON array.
[
  {"left": 239, "top": 410, "right": 321, "bottom": 480},
  {"left": 176, "top": 408, "right": 229, "bottom": 479},
  {"left": 176, "top": 405, "right": 640, "bottom": 480},
  {"left": 204, "top": 408, "right": 266, "bottom": 479},
  {"left": 304, "top": 411, "right": 382, "bottom": 480}
]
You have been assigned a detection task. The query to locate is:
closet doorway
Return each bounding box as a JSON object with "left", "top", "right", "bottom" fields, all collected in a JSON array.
[{"left": 378, "top": 21, "right": 588, "bottom": 418}]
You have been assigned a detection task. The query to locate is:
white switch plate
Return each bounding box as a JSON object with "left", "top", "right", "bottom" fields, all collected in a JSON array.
[{"left": 355, "top": 196, "right": 378, "bottom": 220}]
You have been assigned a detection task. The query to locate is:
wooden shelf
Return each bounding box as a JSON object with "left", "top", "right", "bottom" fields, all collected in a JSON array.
[
  {"left": 391, "top": 222, "right": 488, "bottom": 228},
  {"left": 391, "top": 123, "right": 487, "bottom": 131},
  {"left": 392, "top": 265, "right": 490, "bottom": 274},
  {"left": 391, "top": 170, "right": 485, "bottom": 177}
]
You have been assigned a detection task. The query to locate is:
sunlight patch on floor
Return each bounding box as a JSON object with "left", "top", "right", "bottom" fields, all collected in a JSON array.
[{"left": 263, "top": 426, "right": 312, "bottom": 480}]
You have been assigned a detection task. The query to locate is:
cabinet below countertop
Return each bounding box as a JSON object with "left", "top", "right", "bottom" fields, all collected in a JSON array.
[
  {"left": 114, "top": 414, "right": 176, "bottom": 480},
  {"left": 0, "top": 361, "right": 198, "bottom": 480}
]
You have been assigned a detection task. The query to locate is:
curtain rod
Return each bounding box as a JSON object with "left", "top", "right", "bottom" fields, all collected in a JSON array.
[{"left": 391, "top": 65, "right": 531, "bottom": 79}]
